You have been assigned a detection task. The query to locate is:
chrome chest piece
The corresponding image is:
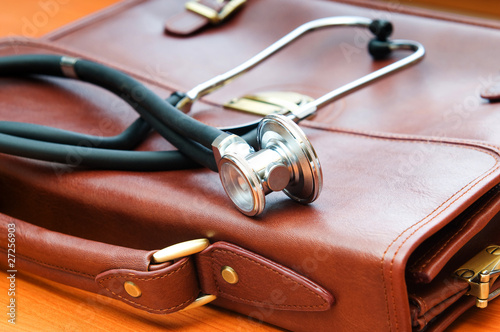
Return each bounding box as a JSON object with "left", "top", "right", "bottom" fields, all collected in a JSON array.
[{"left": 213, "top": 114, "right": 321, "bottom": 216}]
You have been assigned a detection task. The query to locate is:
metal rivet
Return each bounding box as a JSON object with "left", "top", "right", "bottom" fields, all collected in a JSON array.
[
  {"left": 455, "top": 268, "right": 475, "bottom": 279},
  {"left": 124, "top": 281, "right": 142, "bottom": 298},
  {"left": 486, "top": 246, "right": 500, "bottom": 255},
  {"left": 221, "top": 266, "right": 239, "bottom": 284}
]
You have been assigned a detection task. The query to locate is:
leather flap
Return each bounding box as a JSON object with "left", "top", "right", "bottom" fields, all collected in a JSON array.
[
  {"left": 96, "top": 257, "right": 199, "bottom": 313},
  {"left": 196, "top": 242, "right": 333, "bottom": 311}
]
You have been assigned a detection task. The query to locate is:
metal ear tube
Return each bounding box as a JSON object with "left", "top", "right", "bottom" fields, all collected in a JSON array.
[{"left": 179, "top": 17, "right": 425, "bottom": 216}]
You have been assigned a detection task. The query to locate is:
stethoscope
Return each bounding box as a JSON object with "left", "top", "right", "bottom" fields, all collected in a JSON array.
[{"left": 0, "top": 17, "right": 424, "bottom": 216}]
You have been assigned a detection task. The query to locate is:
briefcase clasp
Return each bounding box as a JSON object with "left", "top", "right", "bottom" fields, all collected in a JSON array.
[
  {"left": 454, "top": 245, "right": 500, "bottom": 308},
  {"left": 186, "top": 0, "right": 246, "bottom": 24}
]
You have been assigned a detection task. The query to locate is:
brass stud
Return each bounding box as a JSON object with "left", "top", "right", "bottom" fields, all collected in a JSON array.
[
  {"left": 221, "top": 266, "right": 239, "bottom": 284},
  {"left": 124, "top": 281, "right": 142, "bottom": 298}
]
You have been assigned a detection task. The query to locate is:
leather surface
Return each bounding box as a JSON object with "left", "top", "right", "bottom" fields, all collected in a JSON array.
[
  {"left": 196, "top": 242, "right": 333, "bottom": 311},
  {"left": 42, "top": 0, "right": 500, "bottom": 145},
  {"left": 0, "top": 212, "right": 152, "bottom": 293},
  {"left": 96, "top": 258, "right": 199, "bottom": 313},
  {"left": 1, "top": 0, "right": 500, "bottom": 330},
  {"left": 0, "top": 37, "right": 499, "bottom": 329}
]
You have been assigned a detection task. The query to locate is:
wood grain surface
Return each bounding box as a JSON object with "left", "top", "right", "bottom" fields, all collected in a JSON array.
[{"left": 0, "top": 1, "right": 499, "bottom": 331}]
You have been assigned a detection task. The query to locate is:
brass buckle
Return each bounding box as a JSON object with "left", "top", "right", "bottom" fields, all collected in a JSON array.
[
  {"left": 454, "top": 245, "right": 500, "bottom": 308},
  {"left": 224, "top": 91, "right": 315, "bottom": 116},
  {"left": 151, "top": 239, "right": 216, "bottom": 310},
  {"left": 185, "top": 0, "right": 246, "bottom": 24}
]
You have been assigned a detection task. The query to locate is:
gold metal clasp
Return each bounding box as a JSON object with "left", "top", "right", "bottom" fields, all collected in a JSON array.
[
  {"left": 152, "top": 238, "right": 210, "bottom": 264},
  {"left": 224, "top": 91, "right": 314, "bottom": 116},
  {"left": 454, "top": 245, "right": 500, "bottom": 308},
  {"left": 186, "top": 0, "right": 246, "bottom": 24},
  {"left": 151, "top": 239, "right": 216, "bottom": 311}
]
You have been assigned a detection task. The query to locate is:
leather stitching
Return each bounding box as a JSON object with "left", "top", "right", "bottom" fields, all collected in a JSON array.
[
  {"left": 97, "top": 258, "right": 196, "bottom": 312},
  {"left": 409, "top": 286, "right": 468, "bottom": 320},
  {"left": 412, "top": 295, "right": 427, "bottom": 316},
  {"left": 411, "top": 188, "right": 500, "bottom": 273},
  {"left": 210, "top": 249, "right": 329, "bottom": 309},
  {"left": 382, "top": 164, "right": 500, "bottom": 332},
  {"left": 302, "top": 121, "right": 500, "bottom": 154},
  {"left": 302, "top": 121, "right": 500, "bottom": 331},
  {"left": 0, "top": 249, "right": 95, "bottom": 279}
]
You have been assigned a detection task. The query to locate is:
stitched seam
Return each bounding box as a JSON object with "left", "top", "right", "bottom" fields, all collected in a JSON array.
[
  {"left": 210, "top": 250, "right": 223, "bottom": 296},
  {"left": 412, "top": 189, "right": 500, "bottom": 272},
  {"left": 302, "top": 121, "right": 500, "bottom": 153},
  {"left": 409, "top": 189, "right": 497, "bottom": 270},
  {"left": 409, "top": 285, "right": 469, "bottom": 320},
  {"left": 382, "top": 164, "right": 500, "bottom": 331},
  {"left": 97, "top": 258, "right": 195, "bottom": 312},
  {"left": 302, "top": 121, "right": 500, "bottom": 330},
  {"left": 0, "top": 249, "right": 95, "bottom": 279},
  {"left": 409, "top": 294, "right": 427, "bottom": 316},
  {"left": 211, "top": 249, "right": 328, "bottom": 309}
]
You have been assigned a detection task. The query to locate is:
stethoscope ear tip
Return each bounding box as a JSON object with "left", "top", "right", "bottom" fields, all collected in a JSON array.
[
  {"left": 369, "top": 19, "right": 393, "bottom": 41},
  {"left": 368, "top": 39, "right": 393, "bottom": 60}
]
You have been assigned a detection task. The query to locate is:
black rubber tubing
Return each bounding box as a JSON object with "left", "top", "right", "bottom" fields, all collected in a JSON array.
[
  {"left": 0, "top": 132, "right": 197, "bottom": 171},
  {"left": 73, "top": 57, "right": 224, "bottom": 148},
  {"left": 0, "top": 117, "right": 151, "bottom": 150},
  {"left": 0, "top": 55, "right": 222, "bottom": 171}
]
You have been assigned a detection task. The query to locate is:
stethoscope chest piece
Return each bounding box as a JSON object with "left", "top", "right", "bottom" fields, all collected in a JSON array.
[
  {"left": 213, "top": 114, "right": 322, "bottom": 216},
  {"left": 258, "top": 114, "right": 322, "bottom": 204}
]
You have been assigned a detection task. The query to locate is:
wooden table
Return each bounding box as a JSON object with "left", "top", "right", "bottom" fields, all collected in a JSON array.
[{"left": 0, "top": 1, "right": 499, "bottom": 331}]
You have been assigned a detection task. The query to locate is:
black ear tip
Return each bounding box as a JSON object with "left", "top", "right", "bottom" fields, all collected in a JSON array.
[
  {"left": 368, "top": 39, "right": 392, "bottom": 60},
  {"left": 369, "top": 20, "right": 393, "bottom": 41}
]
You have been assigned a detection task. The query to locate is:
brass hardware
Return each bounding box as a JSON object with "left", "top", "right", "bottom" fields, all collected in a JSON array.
[
  {"left": 123, "top": 281, "right": 142, "bottom": 298},
  {"left": 224, "top": 91, "right": 314, "bottom": 116},
  {"left": 454, "top": 245, "right": 500, "bottom": 308},
  {"left": 152, "top": 238, "right": 210, "bottom": 264},
  {"left": 221, "top": 266, "right": 239, "bottom": 284},
  {"left": 186, "top": 0, "right": 246, "bottom": 24},
  {"left": 182, "top": 294, "right": 217, "bottom": 311},
  {"left": 150, "top": 239, "right": 215, "bottom": 310}
]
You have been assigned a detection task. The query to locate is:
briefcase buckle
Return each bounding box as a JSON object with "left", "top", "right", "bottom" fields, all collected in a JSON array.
[
  {"left": 454, "top": 245, "right": 500, "bottom": 308},
  {"left": 151, "top": 239, "right": 217, "bottom": 310},
  {"left": 224, "top": 91, "right": 315, "bottom": 117},
  {"left": 186, "top": 0, "right": 246, "bottom": 24}
]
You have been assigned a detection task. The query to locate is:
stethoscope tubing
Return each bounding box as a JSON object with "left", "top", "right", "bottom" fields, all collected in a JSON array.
[{"left": 0, "top": 54, "right": 225, "bottom": 171}]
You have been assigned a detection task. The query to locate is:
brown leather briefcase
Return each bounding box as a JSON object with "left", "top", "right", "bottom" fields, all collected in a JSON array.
[{"left": 1, "top": 0, "right": 500, "bottom": 331}]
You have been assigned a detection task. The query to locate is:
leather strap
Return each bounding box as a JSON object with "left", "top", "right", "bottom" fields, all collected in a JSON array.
[
  {"left": 164, "top": 0, "right": 245, "bottom": 36},
  {"left": 0, "top": 213, "right": 333, "bottom": 314}
]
